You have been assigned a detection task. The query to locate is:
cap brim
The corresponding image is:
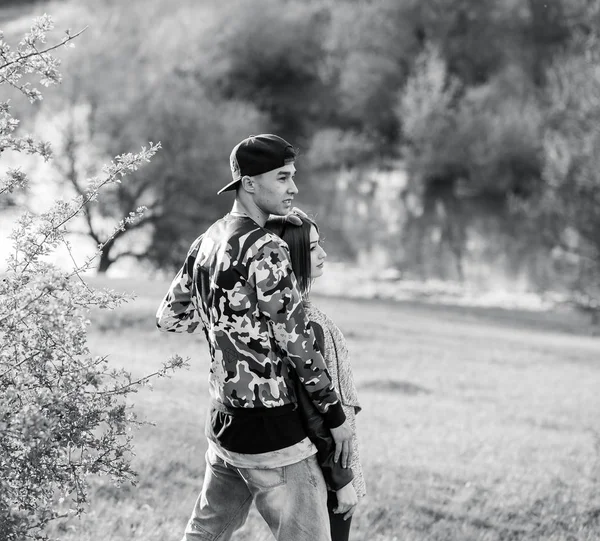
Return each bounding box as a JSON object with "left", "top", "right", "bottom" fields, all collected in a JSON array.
[{"left": 217, "top": 179, "right": 240, "bottom": 195}]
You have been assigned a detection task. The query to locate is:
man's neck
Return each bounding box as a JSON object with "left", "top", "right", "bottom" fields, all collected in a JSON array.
[{"left": 230, "top": 200, "right": 268, "bottom": 227}]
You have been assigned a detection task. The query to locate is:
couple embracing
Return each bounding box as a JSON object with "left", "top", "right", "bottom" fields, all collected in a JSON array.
[{"left": 156, "top": 134, "right": 365, "bottom": 541}]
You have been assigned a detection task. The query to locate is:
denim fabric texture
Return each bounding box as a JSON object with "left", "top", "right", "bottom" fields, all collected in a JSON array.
[{"left": 181, "top": 449, "right": 332, "bottom": 541}]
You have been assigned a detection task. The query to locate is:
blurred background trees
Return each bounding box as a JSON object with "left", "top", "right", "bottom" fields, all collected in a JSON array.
[{"left": 2, "top": 0, "right": 599, "bottom": 306}]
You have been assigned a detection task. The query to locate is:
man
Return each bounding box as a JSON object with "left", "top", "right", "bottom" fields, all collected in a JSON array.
[{"left": 156, "top": 134, "right": 354, "bottom": 541}]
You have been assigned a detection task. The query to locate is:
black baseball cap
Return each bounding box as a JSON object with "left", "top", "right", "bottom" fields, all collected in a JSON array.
[{"left": 217, "top": 134, "right": 297, "bottom": 195}]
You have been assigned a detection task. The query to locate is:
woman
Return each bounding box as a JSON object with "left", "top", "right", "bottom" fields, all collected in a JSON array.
[{"left": 266, "top": 212, "right": 365, "bottom": 541}]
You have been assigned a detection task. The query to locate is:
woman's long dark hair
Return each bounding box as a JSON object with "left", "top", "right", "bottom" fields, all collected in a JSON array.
[{"left": 265, "top": 215, "right": 318, "bottom": 298}]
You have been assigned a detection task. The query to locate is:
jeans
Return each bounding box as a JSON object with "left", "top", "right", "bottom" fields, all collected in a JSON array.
[{"left": 181, "top": 448, "right": 332, "bottom": 541}]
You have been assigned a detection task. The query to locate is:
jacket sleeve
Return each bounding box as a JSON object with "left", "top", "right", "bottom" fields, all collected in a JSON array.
[
  {"left": 248, "top": 239, "right": 346, "bottom": 429},
  {"left": 156, "top": 236, "right": 204, "bottom": 333}
]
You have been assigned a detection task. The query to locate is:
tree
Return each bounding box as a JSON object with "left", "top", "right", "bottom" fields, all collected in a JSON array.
[
  {"left": 325, "top": 0, "right": 420, "bottom": 149},
  {"left": 396, "top": 45, "right": 469, "bottom": 279},
  {"left": 191, "top": 0, "right": 331, "bottom": 145},
  {"left": 0, "top": 16, "right": 185, "bottom": 540},
  {"left": 523, "top": 0, "right": 571, "bottom": 86},
  {"left": 35, "top": 1, "right": 269, "bottom": 272},
  {"left": 398, "top": 43, "right": 547, "bottom": 282},
  {"left": 503, "top": 0, "right": 600, "bottom": 317},
  {"left": 48, "top": 100, "right": 158, "bottom": 273},
  {"left": 529, "top": 47, "right": 600, "bottom": 316}
]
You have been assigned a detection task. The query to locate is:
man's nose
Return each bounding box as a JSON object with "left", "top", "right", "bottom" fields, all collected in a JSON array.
[{"left": 288, "top": 179, "right": 298, "bottom": 195}]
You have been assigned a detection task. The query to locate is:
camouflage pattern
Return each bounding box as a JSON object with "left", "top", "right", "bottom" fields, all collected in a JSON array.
[{"left": 156, "top": 215, "right": 342, "bottom": 417}]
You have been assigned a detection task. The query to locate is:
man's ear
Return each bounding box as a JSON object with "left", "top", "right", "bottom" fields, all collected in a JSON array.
[{"left": 240, "top": 175, "right": 255, "bottom": 193}]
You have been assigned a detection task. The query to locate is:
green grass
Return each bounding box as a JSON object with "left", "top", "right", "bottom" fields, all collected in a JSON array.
[{"left": 47, "top": 278, "right": 600, "bottom": 541}]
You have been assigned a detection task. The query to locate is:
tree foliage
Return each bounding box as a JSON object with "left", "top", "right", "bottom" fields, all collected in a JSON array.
[
  {"left": 0, "top": 16, "right": 185, "bottom": 540},
  {"left": 4, "top": 0, "right": 600, "bottom": 297},
  {"left": 192, "top": 0, "right": 330, "bottom": 145},
  {"left": 531, "top": 36, "right": 600, "bottom": 309},
  {"left": 388, "top": 0, "right": 600, "bottom": 302},
  {"left": 30, "top": 1, "right": 271, "bottom": 272}
]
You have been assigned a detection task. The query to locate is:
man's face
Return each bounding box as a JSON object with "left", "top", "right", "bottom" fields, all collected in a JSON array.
[{"left": 252, "top": 163, "right": 298, "bottom": 216}]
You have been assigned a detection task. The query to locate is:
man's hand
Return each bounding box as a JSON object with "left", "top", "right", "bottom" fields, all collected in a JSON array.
[
  {"left": 330, "top": 420, "right": 353, "bottom": 468},
  {"left": 290, "top": 206, "right": 308, "bottom": 218},
  {"left": 283, "top": 206, "right": 309, "bottom": 226},
  {"left": 334, "top": 482, "right": 358, "bottom": 520}
]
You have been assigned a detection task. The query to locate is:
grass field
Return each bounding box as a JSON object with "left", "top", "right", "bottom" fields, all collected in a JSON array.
[{"left": 46, "top": 278, "right": 600, "bottom": 541}]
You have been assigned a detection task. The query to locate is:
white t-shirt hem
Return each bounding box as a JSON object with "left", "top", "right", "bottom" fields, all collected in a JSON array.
[{"left": 207, "top": 437, "right": 318, "bottom": 469}]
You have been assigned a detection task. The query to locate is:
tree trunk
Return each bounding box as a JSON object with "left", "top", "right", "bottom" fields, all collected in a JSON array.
[{"left": 97, "top": 237, "right": 115, "bottom": 274}]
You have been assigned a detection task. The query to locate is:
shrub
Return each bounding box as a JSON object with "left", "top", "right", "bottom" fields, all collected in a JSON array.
[{"left": 0, "top": 15, "right": 185, "bottom": 540}]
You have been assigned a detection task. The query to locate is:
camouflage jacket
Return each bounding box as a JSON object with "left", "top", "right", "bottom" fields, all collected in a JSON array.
[{"left": 156, "top": 214, "right": 345, "bottom": 431}]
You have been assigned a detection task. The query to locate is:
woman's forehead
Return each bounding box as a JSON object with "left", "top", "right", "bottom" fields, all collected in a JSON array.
[{"left": 309, "top": 225, "right": 319, "bottom": 242}]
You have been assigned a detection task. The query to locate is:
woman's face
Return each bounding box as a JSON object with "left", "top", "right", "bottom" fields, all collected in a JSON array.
[{"left": 309, "top": 225, "right": 327, "bottom": 279}]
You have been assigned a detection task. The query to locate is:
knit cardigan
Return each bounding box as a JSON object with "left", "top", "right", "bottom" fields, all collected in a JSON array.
[{"left": 305, "top": 302, "right": 366, "bottom": 499}]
